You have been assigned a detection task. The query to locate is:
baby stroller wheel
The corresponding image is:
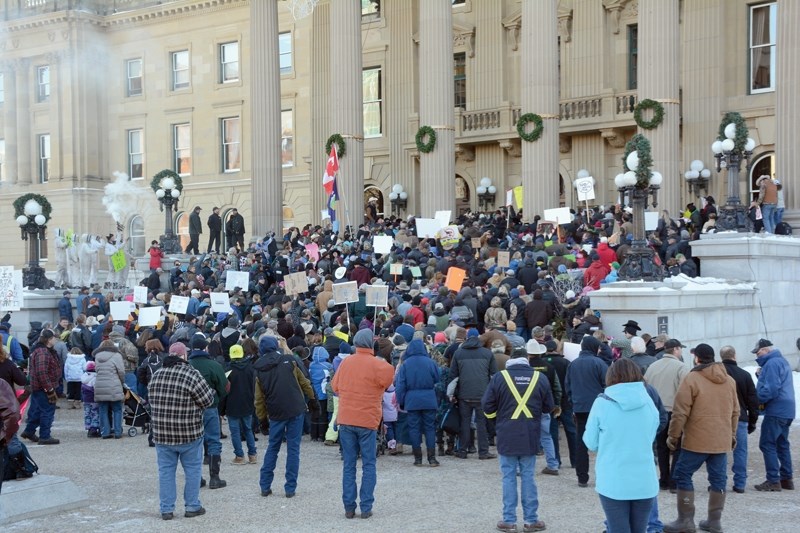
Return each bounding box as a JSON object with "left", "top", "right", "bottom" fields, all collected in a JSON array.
[{"left": 128, "top": 427, "right": 138, "bottom": 437}]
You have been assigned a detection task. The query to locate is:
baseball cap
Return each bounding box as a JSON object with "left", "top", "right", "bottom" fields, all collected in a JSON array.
[
  {"left": 229, "top": 345, "right": 244, "bottom": 359},
  {"left": 664, "top": 339, "right": 686, "bottom": 350},
  {"left": 751, "top": 338, "right": 773, "bottom": 354},
  {"left": 190, "top": 333, "right": 209, "bottom": 350}
]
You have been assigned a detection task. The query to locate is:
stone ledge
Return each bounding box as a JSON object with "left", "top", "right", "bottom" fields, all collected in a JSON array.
[
  {"left": 692, "top": 233, "right": 800, "bottom": 258},
  {"left": 0, "top": 475, "right": 89, "bottom": 526}
]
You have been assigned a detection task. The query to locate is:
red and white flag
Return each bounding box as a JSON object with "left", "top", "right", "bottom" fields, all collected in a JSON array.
[{"left": 322, "top": 144, "right": 339, "bottom": 196}]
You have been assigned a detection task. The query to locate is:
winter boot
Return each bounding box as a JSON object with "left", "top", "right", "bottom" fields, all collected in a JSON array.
[
  {"left": 467, "top": 429, "right": 477, "bottom": 454},
  {"left": 413, "top": 447, "right": 423, "bottom": 466},
  {"left": 698, "top": 490, "right": 725, "bottom": 533},
  {"left": 208, "top": 455, "right": 227, "bottom": 489},
  {"left": 663, "top": 490, "right": 696, "bottom": 533},
  {"left": 445, "top": 440, "right": 455, "bottom": 456},
  {"left": 427, "top": 448, "right": 440, "bottom": 467},
  {"left": 437, "top": 441, "right": 445, "bottom": 455}
]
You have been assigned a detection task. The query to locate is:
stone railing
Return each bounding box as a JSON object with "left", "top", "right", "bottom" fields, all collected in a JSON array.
[
  {"left": 560, "top": 97, "right": 603, "bottom": 121},
  {"left": 614, "top": 91, "right": 638, "bottom": 115}
]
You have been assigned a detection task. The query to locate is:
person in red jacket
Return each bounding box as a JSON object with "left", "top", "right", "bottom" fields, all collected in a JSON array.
[
  {"left": 405, "top": 296, "right": 426, "bottom": 326},
  {"left": 596, "top": 238, "right": 617, "bottom": 267},
  {"left": 583, "top": 252, "right": 611, "bottom": 291},
  {"left": 148, "top": 241, "right": 164, "bottom": 272}
]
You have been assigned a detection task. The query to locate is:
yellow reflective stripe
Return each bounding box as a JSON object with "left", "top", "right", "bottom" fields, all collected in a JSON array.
[
  {"left": 484, "top": 411, "right": 497, "bottom": 419},
  {"left": 500, "top": 370, "right": 540, "bottom": 419}
]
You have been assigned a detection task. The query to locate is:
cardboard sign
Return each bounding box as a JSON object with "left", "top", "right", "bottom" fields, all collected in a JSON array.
[
  {"left": 373, "top": 235, "right": 393, "bottom": 255},
  {"left": 365, "top": 285, "right": 389, "bottom": 307},
  {"left": 111, "top": 249, "right": 127, "bottom": 272},
  {"left": 168, "top": 295, "right": 190, "bottom": 315},
  {"left": 390, "top": 264, "right": 403, "bottom": 275},
  {"left": 225, "top": 270, "right": 250, "bottom": 292},
  {"left": 497, "top": 251, "right": 511, "bottom": 268},
  {"left": 444, "top": 267, "right": 467, "bottom": 292},
  {"left": 210, "top": 292, "right": 232, "bottom": 313},
  {"left": 644, "top": 211, "right": 659, "bottom": 232},
  {"left": 109, "top": 300, "right": 135, "bottom": 321},
  {"left": 434, "top": 210, "right": 452, "bottom": 229},
  {"left": 416, "top": 218, "right": 443, "bottom": 238},
  {"left": 137, "top": 306, "right": 161, "bottom": 327},
  {"left": 285, "top": 271, "right": 309, "bottom": 295},
  {"left": 563, "top": 342, "right": 581, "bottom": 362},
  {"left": 133, "top": 286, "right": 148, "bottom": 304},
  {"left": 543, "top": 207, "right": 572, "bottom": 226},
  {"left": 410, "top": 266, "right": 422, "bottom": 278},
  {"left": 0, "top": 266, "right": 24, "bottom": 311},
  {"left": 471, "top": 238, "right": 481, "bottom": 249},
  {"left": 575, "top": 177, "right": 596, "bottom": 201},
  {"left": 332, "top": 281, "right": 359, "bottom": 304}
]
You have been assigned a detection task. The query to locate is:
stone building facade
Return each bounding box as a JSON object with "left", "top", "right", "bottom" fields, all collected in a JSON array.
[{"left": 0, "top": 0, "right": 796, "bottom": 268}]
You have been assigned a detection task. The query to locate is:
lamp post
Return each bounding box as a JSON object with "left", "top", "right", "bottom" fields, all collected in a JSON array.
[
  {"left": 16, "top": 198, "right": 50, "bottom": 289},
  {"left": 711, "top": 116, "right": 756, "bottom": 232},
  {"left": 477, "top": 177, "right": 497, "bottom": 212},
  {"left": 389, "top": 184, "right": 408, "bottom": 217},
  {"left": 683, "top": 160, "right": 712, "bottom": 197},
  {"left": 155, "top": 175, "right": 182, "bottom": 254}
]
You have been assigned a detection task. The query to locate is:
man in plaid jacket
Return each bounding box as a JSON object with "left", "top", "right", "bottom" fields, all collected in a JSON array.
[
  {"left": 21, "top": 329, "right": 61, "bottom": 445},
  {"left": 149, "top": 342, "right": 214, "bottom": 521}
]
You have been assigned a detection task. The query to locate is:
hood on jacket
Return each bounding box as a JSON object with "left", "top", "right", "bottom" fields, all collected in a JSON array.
[
  {"left": 259, "top": 335, "right": 279, "bottom": 355},
  {"left": 93, "top": 346, "right": 121, "bottom": 364},
  {"left": 339, "top": 341, "right": 353, "bottom": 355},
  {"left": 312, "top": 346, "right": 331, "bottom": 364},
  {"left": 229, "top": 358, "right": 251, "bottom": 371},
  {"left": 253, "top": 350, "right": 284, "bottom": 371},
  {"left": 692, "top": 362, "right": 730, "bottom": 384},
  {"left": 403, "top": 339, "right": 429, "bottom": 360},
  {"left": 323, "top": 279, "right": 333, "bottom": 292},
  {"left": 604, "top": 382, "right": 651, "bottom": 411},
  {"left": 490, "top": 296, "right": 502, "bottom": 307},
  {"left": 459, "top": 336, "right": 483, "bottom": 350}
]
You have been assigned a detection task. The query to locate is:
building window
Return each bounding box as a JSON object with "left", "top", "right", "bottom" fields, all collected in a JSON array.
[
  {"left": 173, "top": 123, "right": 191, "bottom": 176},
  {"left": 454, "top": 52, "right": 466, "bottom": 110},
  {"left": 38, "top": 134, "right": 50, "bottom": 183},
  {"left": 219, "top": 42, "right": 239, "bottom": 83},
  {"left": 281, "top": 109, "right": 294, "bottom": 168},
  {"left": 361, "top": 0, "right": 379, "bottom": 18},
  {"left": 750, "top": 2, "right": 777, "bottom": 93},
  {"left": 749, "top": 152, "right": 775, "bottom": 201},
  {"left": 129, "top": 215, "right": 146, "bottom": 257},
  {"left": 0, "top": 73, "right": 4, "bottom": 104},
  {"left": 37, "top": 65, "right": 50, "bottom": 102},
  {"left": 279, "top": 32, "right": 292, "bottom": 75},
  {"left": 363, "top": 67, "right": 382, "bottom": 138},
  {"left": 171, "top": 50, "right": 190, "bottom": 90},
  {"left": 128, "top": 129, "right": 144, "bottom": 180},
  {"left": 452, "top": 0, "right": 465, "bottom": 5},
  {"left": 221, "top": 117, "right": 241, "bottom": 172},
  {"left": 126, "top": 58, "right": 142, "bottom": 96},
  {"left": 0, "top": 139, "right": 4, "bottom": 182},
  {"left": 627, "top": 25, "right": 638, "bottom": 90}
]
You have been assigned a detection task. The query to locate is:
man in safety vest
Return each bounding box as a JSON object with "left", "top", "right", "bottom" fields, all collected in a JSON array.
[{"left": 482, "top": 345, "right": 554, "bottom": 533}]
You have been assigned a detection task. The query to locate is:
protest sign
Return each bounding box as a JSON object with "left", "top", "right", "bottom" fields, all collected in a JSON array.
[
  {"left": 543, "top": 207, "right": 572, "bottom": 225},
  {"left": 410, "top": 266, "right": 422, "bottom": 278},
  {"left": 437, "top": 225, "right": 462, "bottom": 249},
  {"left": 111, "top": 249, "right": 127, "bottom": 272},
  {"left": 225, "top": 271, "right": 250, "bottom": 292},
  {"left": 575, "top": 177, "right": 596, "bottom": 201},
  {"left": 0, "top": 267, "right": 23, "bottom": 311},
  {"left": 133, "top": 286, "right": 148, "bottom": 304},
  {"left": 110, "top": 300, "right": 135, "bottom": 320},
  {"left": 168, "top": 295, "right": 190, "bottom": 315},
  {"left": 373, "top": 235, "right": 393, "bottom": 255},
  {"left": 210, "top": 292, "right": 232, "bottom": 313},
  {"left": 137, "top": 306, "right": 161, "bottom": 327},
  {"left": 513, "top": 186, "right": 524, "bottom": 209},
  {"left": 563, "top": 342, "right": 581, "bottom": 362},
  {"left": 390, "top": 264, "right": 403, "bottom": 275},
  {"left": 497, "top": 251, "right": 511, "bottom": 268},
  {"left": 444, "top": 267, "right": 467, "bottom": 292},
  {"left": 285, "top": 272, "right": 309, "bottom": 295},
  {"left": 333, "top": 281, "right": 359, "bottom": 304},
  {"left": 645, "top": 211, "right": 659, "bottom": 231},
  {"left": 471, "top": 238, "right": 481, "bottom": 249},
  {"left": 365, "top": 285, "right": 389, "bottom": 307},
  {"left": 434, "top": 210, "right": 452, "bottom": 229},
  {"left": 416, "top": 218, "right": 443, "bottom": 238},
  {"left": 305, "top": 243, "right": 320, "bottom": 261}
]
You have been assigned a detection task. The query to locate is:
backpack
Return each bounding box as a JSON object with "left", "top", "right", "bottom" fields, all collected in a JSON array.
[
  {"left": 136, "top": 353, "right": 163, "bottom": 386},
  {"left": 3, "top": 441, "right": 39, "bottom": 481},
  {"left": 776, "top": 222, "right": 792, "bottom": 235}
]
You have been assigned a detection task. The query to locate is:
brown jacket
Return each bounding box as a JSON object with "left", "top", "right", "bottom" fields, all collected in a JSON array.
[
  {"left": 759, "top": 178, "right": 777, "bottom": 205},
  {"left": 668, "top": 363, "right": 740, "bottom": 454},
  {"left": 0, "top": 378, "right": 21, "bottom": 445}
]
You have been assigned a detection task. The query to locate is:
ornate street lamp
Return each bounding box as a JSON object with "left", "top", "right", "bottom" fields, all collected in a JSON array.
[
  {"left": 614, "top": 134, "right": 665, "bottom": 281},
  {"left": 711, "top": 112, "right": 756, "bottom": 232},
  {"left": 389, "top": 184, "right": 408, "bottom": 217},
  {"left": 684, "top": 160, "right": 712, "bottom": 197},
  {"left": 151, "top": 170, "right": 183, "bottom": 254},
  {"left": 14, "top": 194, "right": 52, "bottom": 289},
  {"left": 477, "top": 177, "right": 497, "bottom": 211}
]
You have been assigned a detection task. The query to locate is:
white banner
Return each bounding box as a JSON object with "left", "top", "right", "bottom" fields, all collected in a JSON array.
[
  {"left": 133, "top": 286, "right": 148, "bottom": 304},
  {"left": 210, "top": 292, "right": 232, "bottom": 313},
  {"left": 109, "top": 300, "right": 135, "bottom": 321},
  {"left": 332, "top": 281, "right": 359, "bottom": 304},
  {"left": 543, "top": 207, "right": 572, "bottom": 225},
  {"left": 434, "top": 210, "right": 452, "bottom": 229},
  {"left": 416, "top": 218, "right": 443, "bottom": 238},
  {"left": 644, "top": 211, "right": 659, "bottom": 232},
  {"left": 225, "top": 271, "right": 250, "bottom": 292},
  {"left": 168, "top": 295, "right": 190, "bottom": 315},
  {"left": 373, "top": 235, "right": 393, "bottom": 255},
  {"left": 137, "top": 306, "right": 161, "bottom": 327}
]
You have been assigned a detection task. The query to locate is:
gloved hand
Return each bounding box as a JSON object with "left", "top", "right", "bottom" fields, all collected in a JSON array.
[
  {"left": 308, "top": 399, "right": 322, "bottom": 415},
  {"left": 46, "top": 389, "right": 58, "bottom": 405},
  {"left": 747, "top": 423, "right": 757, "bottom": 434},
  {"left": 260, "top": 419, "right": 270, "bottom": 436},
  {"left": 666, "top": 436, "right": 678, "bottom": 451},
  {"left": 552, "top": 406, "right": 562, "bottom": 418}
]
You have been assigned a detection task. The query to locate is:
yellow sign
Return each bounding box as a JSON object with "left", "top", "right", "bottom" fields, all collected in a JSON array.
[
  {"left": 513, "top": 186, "right": 524, "bottom": 210},
  {"left": 111, "top": 249, "right": 127, "bottom": 272}
]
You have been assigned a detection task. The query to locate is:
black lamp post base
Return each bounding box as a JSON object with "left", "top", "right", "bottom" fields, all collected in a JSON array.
[
  {"left": 716, "top": 203, "right": 754, "bottom": 233},
  {"left": 23, "top": 266, "right": 53, "bottom": 290},
  {"left": 618, "top": 245, "right": 666, "bottom": 282},
  {"left": 159, "top": 234, "right": 182, "bottom": 255}
]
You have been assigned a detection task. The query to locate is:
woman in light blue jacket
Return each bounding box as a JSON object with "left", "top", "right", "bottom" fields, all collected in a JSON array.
[{"left": 584, "top": 358, "right": 659, "bottom": 533}]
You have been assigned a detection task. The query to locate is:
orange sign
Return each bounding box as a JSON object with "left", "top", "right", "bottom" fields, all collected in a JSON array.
[{"left": 444, "top": 267, "right": 467, "bottom": 292}]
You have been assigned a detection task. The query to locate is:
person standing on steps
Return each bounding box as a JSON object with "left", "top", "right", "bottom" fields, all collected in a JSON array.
[
  {"left": 185, "top": 205, "right": 202, "bottom": 255},
  {"left": 206, "top": 207, "right": 222, "bottom": 254},
  {"left": 225, "top": 208, "right": 246, "bottom": 251}
]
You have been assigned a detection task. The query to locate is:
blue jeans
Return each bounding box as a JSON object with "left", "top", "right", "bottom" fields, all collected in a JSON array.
[
  {"left": 228, "top": 416, "right": 257, "bottom": 458},
  {"left": 202, "top": 408, "right": 222, "bottom": 456},
  {"left": 672, "top": 449, "right": 727, "bottom": 492},
  {"left": 540, "top": 414, "right": 558, "bottom": 470},
  {"left": 155, "top": 437, "right": 204, "bottom": 514},
  {"left": 599, "top": 494, "right": 654, "bottom": 533},
  {"left": 99, "top": 400, "right": 123, "bottom": 437},
  {"left": 774, "top": 207, "right": 784, "bottom": 227},
  {"left": 760, "top": 203, "right": 776, "bottom": 233},
  {"left": 759, "top": 415, "right": 793, "bottom": 483},
  {"left": 259, "top": 413, "right": 304, "bottom": 494},
  {"left": 647, "top": 494, "right": 663, "bottom": 533},
  {"left": 407, "top": 409, "right": 436, "bottom": 449},
  {"left": 550, "top": 404, "right": 577, "bottom": 467},
  {"left": 499, "top": 454, "right": 539, "bottom": 524},
  {"left": 732, "top": 420, "right": 749, "bottom": 489},
  {"left": 24, "top": 390, "right": 56, "bottom": 440},
  {"left": 339, "top": 424, "right": 378, "bottom": 513}
]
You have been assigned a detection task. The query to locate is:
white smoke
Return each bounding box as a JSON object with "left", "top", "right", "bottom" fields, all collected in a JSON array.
[{"left": 102, "top": 171, "right": 149, "bottom": 223}]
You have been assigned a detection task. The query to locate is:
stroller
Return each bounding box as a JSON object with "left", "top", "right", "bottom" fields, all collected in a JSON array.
[{"left": 123, "top": 385, "right": 152, "bottom": 437}]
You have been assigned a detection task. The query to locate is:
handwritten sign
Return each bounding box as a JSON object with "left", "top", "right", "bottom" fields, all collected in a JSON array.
[
  {"left": 0, "top": 267, "right": 24, "bottom": 311},
  {"left": 444, "top": 267, "right": 466, "bottom": 292},
  {"left": 210, "top": 292, "right": 232, "bottom": 313},
  {"left": 137, "top": 306, "right": 161, "bottom": 327},
  {"left": 168, "top": 295, "right": 190, "bottom": 315},
  {"left": 332, "top": 281, "right": 359, "bottom": 304},
  {"left": 373, "top": 235, "right": 393, "bottom": 255},
  {"left": 111, "top": 249, "right": 127, "bottom": 272},
  {"left": 365, "top": 285, "right": 389, "bottom": 307},
  {"left": 133, "top": 286, "right": 148, "bottom": 304},
  {"left": 225, "top": 271, "right": 250, "bottom": 292},
  {"left": 285, "top": 272, "right": 309, "bottom": 296},
  {"left": 497, "top": 251, "right": 511, "bottom": 268},
  {"left": 390, "top": 264, "right": 403, "bottom": 275},
  {"left": 575, "top": 177, "right": 596, "bottom": 201}
]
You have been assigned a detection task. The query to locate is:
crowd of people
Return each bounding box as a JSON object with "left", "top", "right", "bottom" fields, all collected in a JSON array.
[{"left": 0, "top": 204, "right": 796, "bottom": 532}]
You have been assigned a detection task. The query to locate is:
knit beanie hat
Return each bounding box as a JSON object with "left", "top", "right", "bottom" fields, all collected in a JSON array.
[
  {"left": 168, "top": 342, "right": 187, "bottom": 357},
  {"left": 353, "top": 329, "right": 374, "bottom": 349}
]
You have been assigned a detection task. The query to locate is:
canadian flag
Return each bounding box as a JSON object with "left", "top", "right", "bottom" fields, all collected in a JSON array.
[{"left": 322, "top": 144, "right": 339, "bottom": 196}]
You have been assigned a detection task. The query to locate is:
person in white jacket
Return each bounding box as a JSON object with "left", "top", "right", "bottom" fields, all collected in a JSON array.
[{"left": 63, "top": 348, "right": 86, "bottom": 409}]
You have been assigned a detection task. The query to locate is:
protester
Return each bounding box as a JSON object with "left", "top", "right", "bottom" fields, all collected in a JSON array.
[
  {"left": 93, "top": 339, "right": 126, "bottom": 439},
  {"left": 223, "top": 344, "right": 257, "bottom": 466},
  {"left": 21, "top": 329, "right": 61, "bottom": 445},
  {"left": 720, "top": 345, "right": 759, "bottom": 493}
]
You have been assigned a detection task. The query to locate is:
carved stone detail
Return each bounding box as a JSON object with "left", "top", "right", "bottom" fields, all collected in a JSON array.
[
  {"left": 502, "top": 11, "right": 522, "bottom": 52},
  {"left": 453, "top": 26, "right": 475, "bottom": 58},
  {"left": 559, "top": 135, "right": 572, "bottom": 154},
  {"left": 603, "top": 0, "right": 631, "bottom": 34},
  {"left": 455, "top": 144, "right": 475, "bottom": 162},
  {"left": 557, "top": 0, "right": 573, "bottom": 43},
  {"left": 499, "top": 140, "right": 522, "bottom": 158},
  {"left": 600, "top": 128, "right": 627, "bottom": 148}
]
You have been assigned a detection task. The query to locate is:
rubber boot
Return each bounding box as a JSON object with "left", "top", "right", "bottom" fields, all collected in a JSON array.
[
  {"left": 208, "top": 455, "right": 227, "bottom": 489},
  {"left": 663, "top": 490, "right": 696, "bottom": 533},
  {"left": 413, "top": 448, "right": 423, "bottom": 466},
  {"left": 698, "top": 490, "right": 725, "bottom": 533},
  {"left": 427, "top": 448, "right": 440, "bottom": 467}
]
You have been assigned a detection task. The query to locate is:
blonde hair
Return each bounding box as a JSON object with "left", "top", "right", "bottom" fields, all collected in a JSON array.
[{"left": 0, "top": 343, "right": 8, "bottom": 363}]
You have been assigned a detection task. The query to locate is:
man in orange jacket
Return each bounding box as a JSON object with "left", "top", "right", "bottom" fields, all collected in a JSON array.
[{"left": 332, "top": 329, "right": 394, "bottom": 520}]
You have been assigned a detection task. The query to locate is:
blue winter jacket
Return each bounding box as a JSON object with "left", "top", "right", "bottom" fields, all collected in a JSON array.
[
  {"left": 565, "top": 350, "right": 607, "bottom": 413},
  {"left": 394, "top": 340, "right": 440, "bottom": 411},
  {"left": 756, "top": 349, "right": 796, "bottom": 419},
  {"left": 583, "top": 381, "right": 660, "bottom": 501},
  {"left": 309, "top": 346, "right": 333, "bottom": 400}
]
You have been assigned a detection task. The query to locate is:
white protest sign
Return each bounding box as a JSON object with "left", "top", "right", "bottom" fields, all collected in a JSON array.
[
  {"left": 137, "top": 306, "right": 161, "bottom": 327},
  {"left": 225, "top": 271, "right": 250, "bottom": 292},
  {"left": 210, "top": 292, "right": 232, "bottom": 313},
  {"left": 416, "top": 218, "right": 443, "bottom": 238},
  {"left": 434, "top": 210, "right": 452, "bottom": 229},
  {"left": 644, "top": 211, "right": 659, "bottom": 232},
  {"left": 321, "top": 210, "right": 331, "bottom": 220},
  {"left": 109, "top": 301, "right": 135, "bottom": 321},
  {"left": 543, "top": 207, "right": 572, "bottom": 225},
  {"left": 0, "top": 267, "right": 24, "bottom": 311},
  {"left": 575, "top": 177, "right": 596, "bottom": 201},
  {"left": 563, "top": 342, "right": 582, "bottom": 362},
  {"left": 332, "top": 281, "right": 359, "bottom": 304},
  {"left": 373, "top": 235, "right": 393, "bottom": 255},
  {"left": 133, "top": 286, "right": 148, "bottom": 304},
  {"left": 284, "top": 272, "right": 309, "bottom": 295},
  {"left": 168, "top": 295, "right": 190, "bottom": 315},
  {"left": 506, "top": 189, "right": 514, "bottom": 207},
  {"left": 365, "top": 285, "right": 389, "bottom": 307}
]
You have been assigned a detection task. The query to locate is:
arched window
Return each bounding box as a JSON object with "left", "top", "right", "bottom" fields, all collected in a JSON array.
[
  {"left": 364, "top": 186, "right": 384, "bottom": 217},
  {"left": 174, "top": 212, "right": 190, "bottom": 250},
  {"left": 129, "top": 215, "right": 146, "bottom": 257},
  {"left": 221, "top": 208, "right": 235, "bottom": 252},
  {"left": 455, "top": 175, "right": 471, "bottom": 216},
  {"left": 749, "top": 152, "right": 775, "bottom": 202}
]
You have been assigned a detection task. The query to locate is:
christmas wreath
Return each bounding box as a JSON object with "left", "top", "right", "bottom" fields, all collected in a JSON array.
[
  {"left": 623, "top": 134, "right": 653, "bottom": 189},
  {"left": 150, "top": 169, "right": 184, "bottom": 193},
  {"left": 13, "top": 193, "right": 53, "bottom": 221},
  {"left": 633, "top": 99, "right": 664, "bottom": 130},
  {"left": 415, "top": 126, "right": 437, "bottom": 153},
  {"left": 325, "top": 133, "right": 346, "bottom": 158},
  {"left": 717, "top": 112, "right": 749, "bottom": 154},
  {"left": 516, "top": 113, "right": 544, "bottom": 142}
]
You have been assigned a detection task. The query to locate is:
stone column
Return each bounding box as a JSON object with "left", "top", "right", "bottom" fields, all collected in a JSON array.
[
  {"left": 419, "top": 0, "right": 455, "bottom": 218},
  {"left": 2, "top": 64, "right": 17, "bottom": 184},
  {"left": 311, "top": 2, "right": 331, "bottom": 224},
  {"left": 776, "top": 0, "right": 800, "bottom": 216},
  {"left": 638, "top": 0, "right": 680, "bottom": 213},
  {"left": 250, "top": 0, "right": 283, "bottom": 235},
  {"left": 330, "top": 0, "right": 364, "bottom": 230},
  {"left": 521, "top": 0, "right": 560, "bottom": 220},
  {"left": 16, "top": 58, "right": 31, "bottom": 185}
]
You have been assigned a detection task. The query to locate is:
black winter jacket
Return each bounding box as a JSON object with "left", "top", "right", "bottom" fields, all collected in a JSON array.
[
  {"left": 449, "top": 337, "right": 497, "bottom": 401},
  {"left": 253, "top": 350, "right": 312, "bottom": 421},
  {"left": 222, "top": 358, "right": 256, "bottom": 418},
  {"left": 722, "top": 359, "right": 760, "bottom": 428}
]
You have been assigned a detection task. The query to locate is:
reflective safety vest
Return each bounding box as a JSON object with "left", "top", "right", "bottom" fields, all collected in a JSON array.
[{"left": 498, "top": 369, "right": 540, "bottom": 419}]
